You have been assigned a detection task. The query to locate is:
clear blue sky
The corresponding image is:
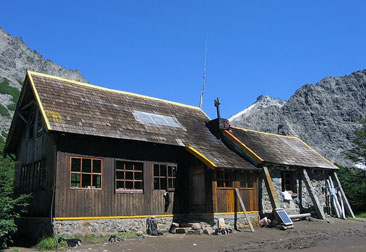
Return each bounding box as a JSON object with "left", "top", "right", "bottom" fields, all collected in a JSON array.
[{"left": 2, "top": 0, "right": 366, "bottom": 118}]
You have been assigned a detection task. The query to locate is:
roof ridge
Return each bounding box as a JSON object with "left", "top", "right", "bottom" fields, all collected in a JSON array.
[
  {"left": 27, "top": 70, "right": 204, "bottom": 112},
  {"left": 231, "top": 126, "right": 296, "bottom": 138}
]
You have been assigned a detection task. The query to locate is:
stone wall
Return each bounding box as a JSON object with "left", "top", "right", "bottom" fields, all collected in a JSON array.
[
  {"left": 54, "top": 216, "right": 174, "bottom": 237},
  {"left": 261, "top": 167, "right": 330, "bottom": 216},
  {"left": 212, "top": 212, "right": 259, "bottom": 229},
  {"left": 52, "top": 212, "right": 260, "bottom": 237}
]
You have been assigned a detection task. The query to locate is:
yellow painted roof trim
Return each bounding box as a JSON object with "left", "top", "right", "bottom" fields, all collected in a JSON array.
[
  {"left": 27, "top": 71, "right": 52, "bottom": 130},
  {"left": 185, "top": 145, "right": 217, "bottom": 169},
  {"left": 222, "top": 130, "right": 264, "bottom": 163},
  {"left": 231, "top": 126, "right": 296, "bottom": 139},
  {"left": 28, "top": 71, "right": 204, "bottom": 112},
  {"left": 231, "top": 126, "right": 337, "bottom": 169},
  {"left": 295, "top": 137, "right": 338, "bottom": 169}
]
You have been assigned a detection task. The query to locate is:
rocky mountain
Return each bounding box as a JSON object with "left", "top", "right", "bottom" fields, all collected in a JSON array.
[
  {"left": 0, "top": 27, "right": 87, "bottom": 137},
  {"left": 229, "top": 70, "right": 366, "bottom": 167}
]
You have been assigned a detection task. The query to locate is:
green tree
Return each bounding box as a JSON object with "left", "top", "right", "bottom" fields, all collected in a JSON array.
[
  {"left": 0, "top": 135, "right": 30, "bottom": 249},
  {"left": 344, "top": 119, "right": 366, "bottom": 168},
  {"left": 339, "top": 119, "right": 366, "bottom": 213}
]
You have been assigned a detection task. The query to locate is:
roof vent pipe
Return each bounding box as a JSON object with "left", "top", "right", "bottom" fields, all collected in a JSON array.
[{"left": 214, "top": 97, "right": 221, "bottom": 120}]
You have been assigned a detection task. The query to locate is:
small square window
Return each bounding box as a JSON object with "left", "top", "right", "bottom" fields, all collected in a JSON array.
[
  {"left": 282, "top": 171, "right": 295, "bottom": 192},
  {"left": 115, "top": 160, "right": 143, "bottom": 192},
  {"left": 70, "top": 157, "right": 103, "bottom": 189},
  {"left": 217, "top": 171, "right": 233, "bottom": 188}
]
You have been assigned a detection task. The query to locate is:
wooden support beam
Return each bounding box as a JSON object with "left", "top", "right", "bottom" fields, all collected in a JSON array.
[
  {"left": 263, "top": 166, "right": 280, "bottom": 210},
  {"left": 329, "top": 176, "right": 343, "bottom": 218},
  {"left": 332, "top": 172, "right": 355, "bottom": 219},
  {"left": 18, "top": 113, "right": 28, "bottom": 124},
  {"left": 302, "top": 169, "right": 326, "bottom": 219},
  {"left": 21, "top": 100, "right": 35, "bottom": 110},
  {"left": 234, "top": 188, "right": 254, "bottom": 232},
  {"left": 327, "top": 179, "right": 340, "bottom": 218}
]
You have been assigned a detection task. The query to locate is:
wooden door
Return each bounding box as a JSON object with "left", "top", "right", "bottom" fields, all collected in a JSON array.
[{"left": 190, "top": 167, "right": 206, "bottom": 213}]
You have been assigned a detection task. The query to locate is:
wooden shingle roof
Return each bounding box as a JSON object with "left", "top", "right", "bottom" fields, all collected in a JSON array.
[
  {"left": 225, "top": 127, "right": 337, "bottom": 169},
  {"left": 20, "top": 71, "right": 258, "bottom": 170}
]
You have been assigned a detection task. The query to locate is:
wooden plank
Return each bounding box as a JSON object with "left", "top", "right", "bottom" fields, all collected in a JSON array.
[
  {"left": 332, "top": 172, "right": 355, "bottom": 218},
  {"left": 302, "top": 169, "right": 326, "bottom": 219},
  {"left": 235, "top": 188, "right": 254, "bottom": 232},
  {"left": 338, "top": 191, "right": 345, "bottom": 219},
  {"left": 329, "top": 176, "right": 343, "bottom": 218},
  {"left": 326, "top": 179, "right": 340, "bottom": 218},
  {"left": 262, "top": 166, "right": 280, "bottom": 210}
]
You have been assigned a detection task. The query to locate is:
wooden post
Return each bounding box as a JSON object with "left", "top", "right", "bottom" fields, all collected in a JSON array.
[
  {"left": 234, "top": 188, "right": 255, "bottom": 232},
  {"left": 327, "top": 179, "right": 340, "bottom": 218},
  {"left": 302, "top": 169, "right": 326, "bottom": 219},
  {"left": 338, "top": 191, "right": 345, "bottom": 219},
  {"left": 332, "top": 172, "right": 356, "bottom": 218},
  {"left": 263, "top": 166, "right": 280, "bottom": 210},
  {"left": 329, "top": 176, "right": 343, "bottom": 218}
]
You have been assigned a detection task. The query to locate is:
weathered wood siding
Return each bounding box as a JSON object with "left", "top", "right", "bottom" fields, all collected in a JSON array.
[
  {"left": 55, "top": 153, "right": 179, "bottom": 217},
  {"left": 54, "top": 134, "right": 197, "bottom": 217},
  {"left": 15, "top": 125, "right": 56, "bottom": 217}
]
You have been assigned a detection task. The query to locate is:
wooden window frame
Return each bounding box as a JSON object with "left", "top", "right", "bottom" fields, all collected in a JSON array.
[
  {"left": 216, "top": 171, "right": 233, "bottom": 189},
  {"left": 115, "top": 159, "right": 144, "bottom": 193},
  {"left": 70, "top": 156, "right": 103, "bottom": 190},
  {"left": 153, "top": 163, "right": 177, "bottom": 192},
  {"left": 282, "top": 171, "right": 295, "bottom": 192},
  {"left": 239, "top": 171, "right": 255, "bottom": 189}
]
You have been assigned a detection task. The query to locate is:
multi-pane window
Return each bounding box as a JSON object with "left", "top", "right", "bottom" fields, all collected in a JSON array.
[
  {"left": 239, "top": 172, "right": 254, "bottom": 189},
  {"left": 154, "top": 164, "right": 177, "bottom": 191},
  {"left": 19, "top": 160, "right": 46, "bottom": 193},
  {"left": 217, "top": 171, "right": 233, "bottom": 188},
  {"left": 282, "top": 171, "right": 295, "bottom": 192},
  {"left": 115, "top": 160, "right": 143, "bottom": 192},
  {"left": 70, "top": 157, "right": 102, "bottom": 189}
]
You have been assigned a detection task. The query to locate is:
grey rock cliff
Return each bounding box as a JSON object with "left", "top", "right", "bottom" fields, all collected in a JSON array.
[
  {"left": 0, "top": 28, "right": 87, "bottom": 88},
  {"left": 229, "top": 70, "right": 366, "bottom": 167},
  {"left": 0, "top": 27, "right": 88, "bottom": 135}
]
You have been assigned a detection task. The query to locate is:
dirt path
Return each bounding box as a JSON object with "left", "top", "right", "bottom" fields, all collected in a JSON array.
[{"left": 8, "top": 218, "right": 366, "bottom": 252}]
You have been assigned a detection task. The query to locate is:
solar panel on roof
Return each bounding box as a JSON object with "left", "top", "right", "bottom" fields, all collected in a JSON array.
[
  {"left": 133, "top": 111, "right": 181, "bottom": 128},
  {"left": 275, "top": 209, "right": 293, "bottom": 226}
]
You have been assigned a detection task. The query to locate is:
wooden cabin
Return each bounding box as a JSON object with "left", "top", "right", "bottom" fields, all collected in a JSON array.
[
  {"left": 4, "top": 71, "right": 260, "bottom": 238},
  {"left": 220, "top": 126, "right": 340, "bottom": 218}
]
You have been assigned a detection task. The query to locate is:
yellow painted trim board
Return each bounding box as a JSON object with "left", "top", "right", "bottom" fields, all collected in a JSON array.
[
  {"left": 55, "top": 214, "right": 177, "bottom": 221},
  {"left": 295, "top": 137, "right": 338, "bottom": 169},
  {"left": 185, "top": 145, "right": 217, "bottom": 169},
  {"left": 27, "top": 71, "right": 52, "bottom": 130},
  {"left": 231, "top": 126, "right": 337, "bottom": 169},
  {"left": 54, "top": 211, "right": 259, "bottom": 221},
  {"left": 28, "top": 71, "right": 201, "bottom": 111},
  {"left": 222, "top": 130, "right": 263, "bottom": 163},
  {"left": 231, "top": 126, "right": 296, "bottom": 139},
  {"left": 210, "top": 211, "right": 259, "bottom": 215}
]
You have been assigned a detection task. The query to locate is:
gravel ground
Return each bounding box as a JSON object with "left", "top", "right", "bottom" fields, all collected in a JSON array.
[{"left": 7, "top": 218, "right": 366, "bottom": 252}]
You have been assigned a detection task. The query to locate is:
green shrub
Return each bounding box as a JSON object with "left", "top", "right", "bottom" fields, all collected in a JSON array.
[
  {"left": 0, "top": 78, "right": 21, "bottom": 104},
  {"left": 356, "top": 212, "right": 366, "bottom": 218},
  {"left": 36, "top": 237, "right": 67, "bottom": 251},
  {"left": 0, "top": 137, "right": 30, "bottom": 249},
  {"left": 0, "top": 104, "right": 10, "bottom": 117}
]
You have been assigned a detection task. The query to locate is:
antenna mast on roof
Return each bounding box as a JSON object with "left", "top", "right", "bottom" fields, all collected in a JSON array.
[{"left": 199, "top": 33, "right": 208, "bottom": 108}]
